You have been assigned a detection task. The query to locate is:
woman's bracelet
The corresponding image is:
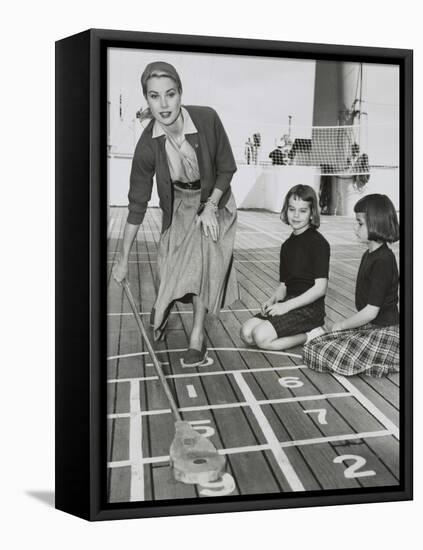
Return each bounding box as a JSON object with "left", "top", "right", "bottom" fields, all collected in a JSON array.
[{"left": 204, "top": 198, "right": 219, "bottom": 212}]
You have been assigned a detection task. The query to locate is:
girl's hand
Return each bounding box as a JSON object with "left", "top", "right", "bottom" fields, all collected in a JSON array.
[
  {"left": 261, "top": 296, "right": 277, "bottom": 315},
  {"left": 112, "top": 258, "right": 129, "bottom": 284},
  {"left": 196, "top": 204, "right": 219, "bottom": 241},
  {"left": 266, "top": 301, "right": 291, "bottom": 317}
]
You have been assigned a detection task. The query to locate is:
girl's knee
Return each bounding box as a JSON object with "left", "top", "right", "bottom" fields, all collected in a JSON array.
[
  {"left": 252, "top": 324, "right": 274, "bottom": 349},
  {"left": 240, "top": 325, "right": 254, "bottom": 345},
  {"left": 241, "top": 318, "right": 261, "bottom": 344}
]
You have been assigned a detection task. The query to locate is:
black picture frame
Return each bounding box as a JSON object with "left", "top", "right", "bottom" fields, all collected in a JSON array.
[{"left": 55, "top": 28, "right": 413, "bottom": 521}]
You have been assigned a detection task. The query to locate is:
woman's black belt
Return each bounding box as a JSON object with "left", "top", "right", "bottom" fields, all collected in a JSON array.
[{"left": 173, "top": 180, "right": 201, "bottom": 190}]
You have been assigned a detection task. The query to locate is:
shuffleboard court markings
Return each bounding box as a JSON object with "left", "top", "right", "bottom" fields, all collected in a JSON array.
[
  {"left": 278, "top": 363, "right": 400, "bottom": 480},
  {"left": 186, "top": 407, "right": 278, "bottom": 495},
  {"left": 252, "top": 355, "right": 398, "bottom": 487},
  {"left": 233, "top": 371, "right": 305, "bottom": 491},
  {"left": 106, "top": 351, "right": 399, "bottom": 496},
  {"left": 333, "top": 375, "right": 399, "bottom": 439},
  {"left": 108, "top": 430, "right": 392, "bottom": 470},
  {"left": 107, "top": 347, "right": 301, "bottom": 363},
  {"left": 331, "top": 444, "right": 399, "bottom": 487},
  {"left": 186, "top": 384, "right": 197, "bottom": 398},
  {"left": 107, "top": 364, "right": 308, "bottom": 384},
  {"left": 262, "top": 398, "right": 356, "bottom": 443},
  {"left": 128, "top": 380, "right": 144, "bottom": 502},
  {"left": 284, "top": 443, "right": 360, "bottom": 490},
  {"left": 240, "top": 370, "right": 316, "bottom": 402},
  {"left": 293, "top": 369, "right": 400, "bottom": 482},
  {"left": 107, "top": 392, "right": 355, "bottom": 421}
]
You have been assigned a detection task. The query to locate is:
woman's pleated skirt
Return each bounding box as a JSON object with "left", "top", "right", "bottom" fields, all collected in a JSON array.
[{"left": 152, "top": 186, "right": 238, "bottom": 340}]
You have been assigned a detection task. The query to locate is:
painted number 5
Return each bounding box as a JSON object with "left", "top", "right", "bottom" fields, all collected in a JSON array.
[
  {"left": 333, "top": 455, "right": 376, "bottom": 479},
  {"left": 278, "top": 376, "right": 304, "bottom": 388},
  {"left": 189, "top": 419, "right": 215, "bottom": 438}
]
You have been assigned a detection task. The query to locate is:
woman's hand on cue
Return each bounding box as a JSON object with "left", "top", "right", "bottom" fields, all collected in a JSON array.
[
  {"left": 196, "top": 204, "right": 219, "bottom": 242},
  {"left": 112, "top": 257, "right": 129, "bottom": 284}
]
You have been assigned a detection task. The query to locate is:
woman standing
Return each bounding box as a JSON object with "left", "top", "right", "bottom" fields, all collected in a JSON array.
[{"left": 113, "top": 61, "right": 238, "bottom": 367}]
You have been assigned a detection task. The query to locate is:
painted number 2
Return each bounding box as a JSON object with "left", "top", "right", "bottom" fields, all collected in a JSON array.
[
  {"left": 278, "top": 376, "right": 304, "bottom": 388},
  {"left": 333, "top": 455, "right": 376, "bottom": 479}
]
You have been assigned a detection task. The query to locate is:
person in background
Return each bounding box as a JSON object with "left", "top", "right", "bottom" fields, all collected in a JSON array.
[{"left": 269, "top": 146, "right": 285, "bottom": 165}]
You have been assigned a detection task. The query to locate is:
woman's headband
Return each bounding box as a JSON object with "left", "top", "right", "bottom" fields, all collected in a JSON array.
[{"left": 141, "top": 61, "right": 183, "bottom": 96}]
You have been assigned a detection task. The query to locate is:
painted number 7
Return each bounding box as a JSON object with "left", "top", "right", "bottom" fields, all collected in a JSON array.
[{"left": 304, "top": 408, "right": 328, "bottom": 425}]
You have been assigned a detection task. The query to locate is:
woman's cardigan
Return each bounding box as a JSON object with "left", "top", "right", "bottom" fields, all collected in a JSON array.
[{"left": 127, "top": 105, "right": 237, "bottom": 232}]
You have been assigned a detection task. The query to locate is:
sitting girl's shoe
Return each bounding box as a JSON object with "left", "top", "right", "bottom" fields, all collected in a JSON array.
[{"left": 181, "top": 341, "right": 208, "bottom": 367}]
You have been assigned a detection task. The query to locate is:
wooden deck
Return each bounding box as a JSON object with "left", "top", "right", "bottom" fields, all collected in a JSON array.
[{"left": 107, "top": 207, "right": 400, "bottom": 503}]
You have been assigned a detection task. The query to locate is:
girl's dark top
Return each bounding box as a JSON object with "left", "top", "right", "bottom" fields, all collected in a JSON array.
[
  {"left": 355, "top": 243, "right": 399, "bottom": 326},
  {"left": 280, "top": 228, "right": 330, "bottom": 297}
]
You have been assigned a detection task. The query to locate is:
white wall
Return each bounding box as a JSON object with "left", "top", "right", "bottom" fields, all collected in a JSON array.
[
  {"left": 109, "top": 157, "right": 397, "bottom": 216},
  {"left": 108, "top": 156, "right": 321, "bottom": 210}
]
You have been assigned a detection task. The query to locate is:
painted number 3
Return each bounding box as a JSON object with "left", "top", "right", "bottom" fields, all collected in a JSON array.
[
  {"left": 278, "top": 376, "right": 304, "bottom": 388},
  {"left": 333, "top": 455, "right": 376, "bottom": 479}
]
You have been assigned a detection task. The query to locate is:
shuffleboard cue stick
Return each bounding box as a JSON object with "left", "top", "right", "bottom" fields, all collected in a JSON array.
[{"left": 121, "top": 279, "right": 226, "bottom": 485}]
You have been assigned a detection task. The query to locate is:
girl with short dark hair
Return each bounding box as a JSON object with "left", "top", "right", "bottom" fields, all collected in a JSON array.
[{"left": 303, "top": 193, "right": 400, "bottom": 377}]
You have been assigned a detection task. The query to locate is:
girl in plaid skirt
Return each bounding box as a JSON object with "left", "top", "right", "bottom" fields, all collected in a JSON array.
[
  {"left": 240, "top": 185, "right": 330, "bottom": 351},
  {"left": 303, "top": 194, "right": 400, "bottom": 377}
]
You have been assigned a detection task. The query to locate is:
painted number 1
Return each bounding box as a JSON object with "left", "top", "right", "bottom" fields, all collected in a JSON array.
[{"left": 333, "top": 455, "right": 376, "bottom": 479}]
